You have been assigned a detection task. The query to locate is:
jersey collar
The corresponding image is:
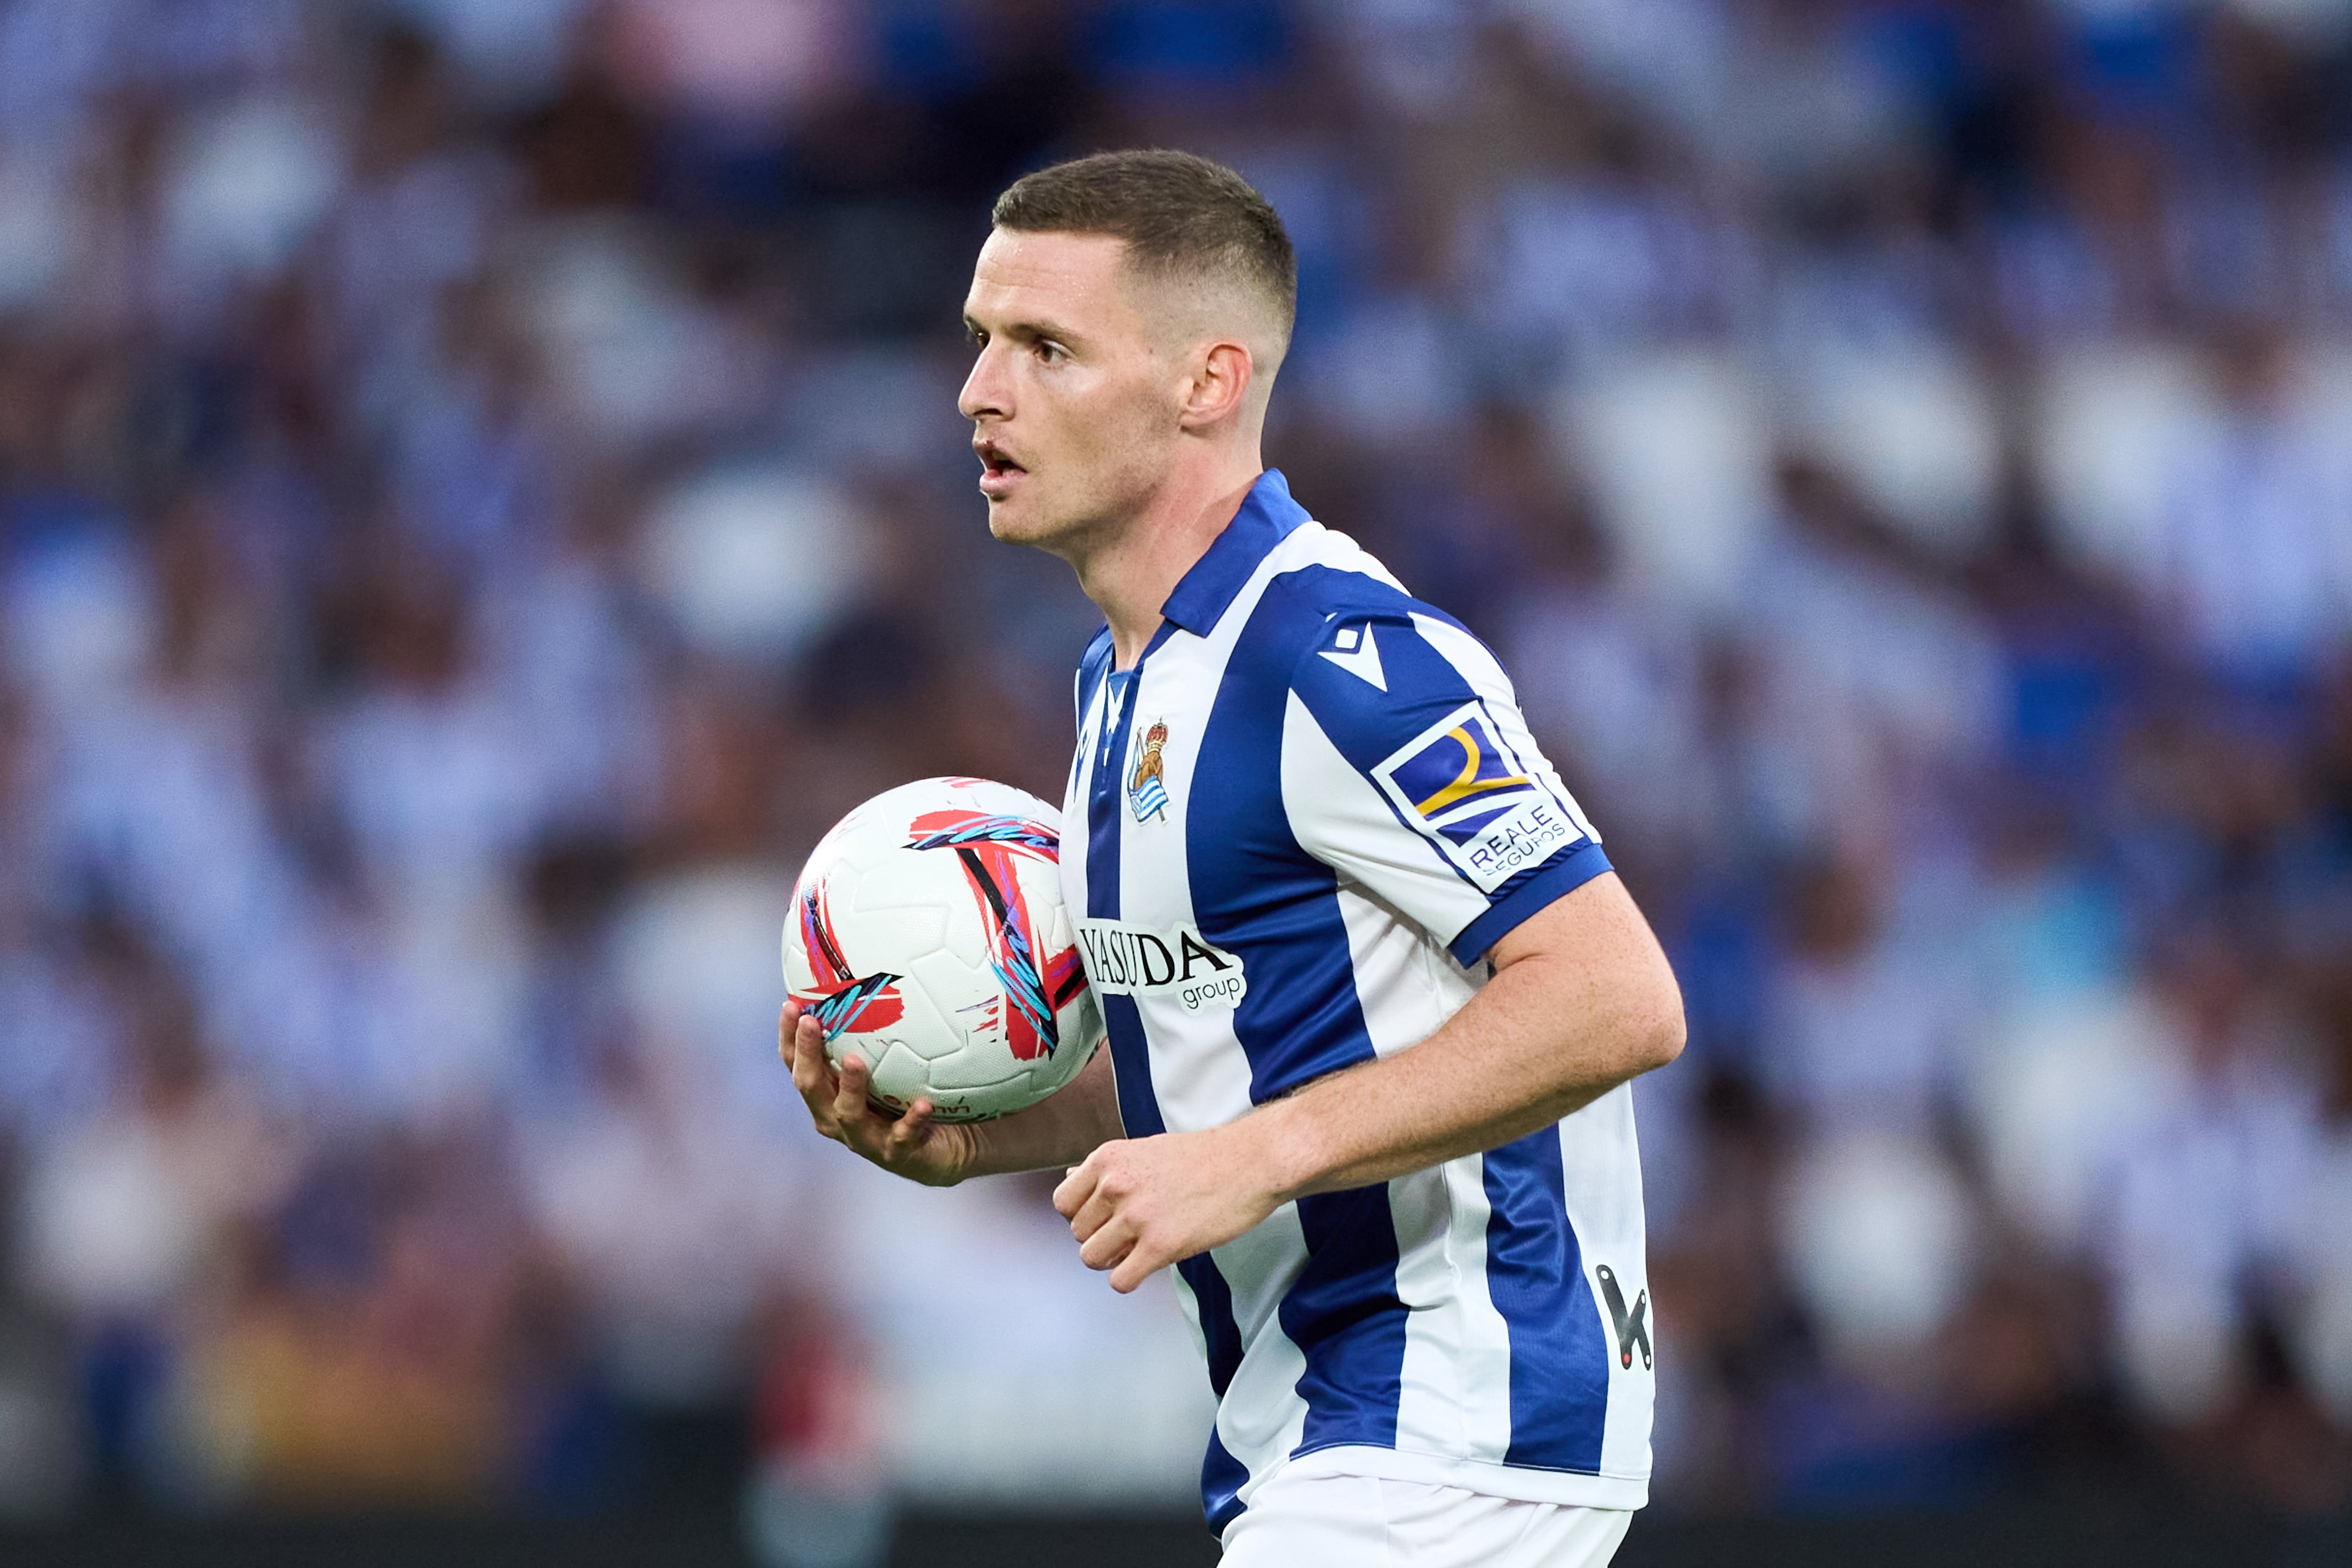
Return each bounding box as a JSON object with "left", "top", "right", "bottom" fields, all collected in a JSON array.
[{"left": 1158, "top": 469, "right": 1308, "bottom": 638}]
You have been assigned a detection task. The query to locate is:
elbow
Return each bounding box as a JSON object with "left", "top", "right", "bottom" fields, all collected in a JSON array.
[
  {"left": 1645, "top": 1004, "right": 1687, "bottom": 1075},
  {"left": 1646, "top": 1006, "right": 1684, "bottom": 1081},
  {"left": 1626, "top": 987, "right": 1685, "bottom": 1079}
]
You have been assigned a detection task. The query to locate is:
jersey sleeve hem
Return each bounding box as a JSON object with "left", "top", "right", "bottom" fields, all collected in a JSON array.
[{"left": 1445, "top": 840, "right": 1613, "bottom": 967}]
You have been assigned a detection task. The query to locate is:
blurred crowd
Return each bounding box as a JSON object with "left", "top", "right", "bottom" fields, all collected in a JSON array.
[{"left": 0, "top": 0, "right": 2348, "bottom": 1527}]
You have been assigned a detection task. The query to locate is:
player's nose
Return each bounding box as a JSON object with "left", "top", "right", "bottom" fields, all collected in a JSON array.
[{"left": 958, "top": 342, "right": 1010, "bottom": 422}]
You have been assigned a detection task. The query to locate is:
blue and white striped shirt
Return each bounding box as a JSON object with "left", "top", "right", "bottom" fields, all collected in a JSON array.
[{"left": 1061, "top": 470, "right": 1653, "bottom": 1530}]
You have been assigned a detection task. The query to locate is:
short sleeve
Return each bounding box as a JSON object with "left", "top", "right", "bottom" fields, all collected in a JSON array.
[{"left": 1279, "top": 608, "right": 1610, "bottom": 966}]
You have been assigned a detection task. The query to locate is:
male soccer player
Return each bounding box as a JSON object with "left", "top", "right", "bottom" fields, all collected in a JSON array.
[{"left": 784, "top": 150, "right": 1684, "bottom": 1566}]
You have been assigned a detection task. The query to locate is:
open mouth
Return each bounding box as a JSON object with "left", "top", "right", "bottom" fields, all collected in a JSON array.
[{"left": 976, "top": 441, "right": 1026, "bottom": 494}]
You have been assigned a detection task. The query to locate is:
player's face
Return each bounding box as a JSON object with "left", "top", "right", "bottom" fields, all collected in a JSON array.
[{"left": 957, "top": 229, "right": 1183, "bottom": 553}]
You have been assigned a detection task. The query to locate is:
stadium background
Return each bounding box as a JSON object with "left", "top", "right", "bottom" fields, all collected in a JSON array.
[{"left": 0, "top": 0, "right": 2348, "bottom": 1564}]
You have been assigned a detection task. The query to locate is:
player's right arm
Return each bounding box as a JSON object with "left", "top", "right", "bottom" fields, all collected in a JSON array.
[{"left": 783, "top": 1002, "right": 1123, "bottom": 1187}]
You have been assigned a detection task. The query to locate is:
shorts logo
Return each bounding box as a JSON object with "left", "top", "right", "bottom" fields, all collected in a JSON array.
[
  {"left": 1130, "top": 719, "right": 1171, "bottom": 822},
  {"left": 1074, "top": 918, "right": 1247, "bottom": 1012},
  {"left": 1372, "top": 700, "right": 1580, "bottom": 893}
]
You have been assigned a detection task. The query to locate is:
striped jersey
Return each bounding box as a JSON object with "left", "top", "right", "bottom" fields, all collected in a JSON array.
[{"left": 1060, "top": 470, "right": 1653, "bottom": 1531}]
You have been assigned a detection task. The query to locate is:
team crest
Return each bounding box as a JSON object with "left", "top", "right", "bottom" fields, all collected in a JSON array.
[{"left": 1129, "top": 719, "right": 1171, "bottom": 822}]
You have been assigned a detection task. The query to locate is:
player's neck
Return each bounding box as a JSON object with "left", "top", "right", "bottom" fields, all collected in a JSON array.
[{"left": 1081, "top": 455, "right": 1263, "bottom": 670}]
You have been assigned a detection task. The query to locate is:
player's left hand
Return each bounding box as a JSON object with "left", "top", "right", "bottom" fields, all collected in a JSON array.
[{"left": 1052, "top": 1122, "right": 1285, "bottom": 1293}]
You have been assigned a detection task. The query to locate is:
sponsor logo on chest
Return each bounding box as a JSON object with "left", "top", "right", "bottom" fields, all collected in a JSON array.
[{"left": 1074, "top": 919, "right": 1248, "bottom": 1012}]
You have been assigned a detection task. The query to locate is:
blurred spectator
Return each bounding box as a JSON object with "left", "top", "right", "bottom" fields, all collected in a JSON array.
[
  {"left": 171, "top": 1127, "right": 527, "bottom": 1505},
  {"left": 742, "top": 1296, "right": 890, "bottom": 1568},
  {"left": 2147, "top": 324, "right": 2352, "bottom": 690}
]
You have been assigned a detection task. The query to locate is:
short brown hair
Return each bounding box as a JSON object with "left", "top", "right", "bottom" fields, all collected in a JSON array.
[{"left": 992, "top": 150, "right": 1296, "bottom": 343}]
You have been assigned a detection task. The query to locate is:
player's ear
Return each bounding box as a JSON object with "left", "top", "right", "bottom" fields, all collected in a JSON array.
[{"left": 1178, "top": 339, "right": 1254, "bottom": 430}]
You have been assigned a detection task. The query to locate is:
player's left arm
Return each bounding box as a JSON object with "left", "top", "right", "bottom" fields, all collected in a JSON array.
[{"left": 1054, "top": 873, "right": 1681, "bottom": 1290}]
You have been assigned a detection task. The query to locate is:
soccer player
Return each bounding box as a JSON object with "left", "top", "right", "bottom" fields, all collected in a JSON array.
[{"left": 784, "top": 150, "right": 1684, "bottom": 1566}]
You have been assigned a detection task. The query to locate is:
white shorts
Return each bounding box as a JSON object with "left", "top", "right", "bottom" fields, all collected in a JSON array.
[{"left": 1218, "top": 1460, "right": 1634, "bottom": 1568}]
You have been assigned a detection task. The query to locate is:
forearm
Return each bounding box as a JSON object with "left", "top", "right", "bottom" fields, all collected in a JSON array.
[
  {"left": 963, "top": 1043, "right": 1125, "bottom": 1178},
  {"left": 1245, "top": 887, "right": 1683, "bottom": 1201}
]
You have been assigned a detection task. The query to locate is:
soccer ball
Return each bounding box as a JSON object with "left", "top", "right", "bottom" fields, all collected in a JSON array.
[{"left": 782, "top": 777, "right": 1104, "bottom": 1122}]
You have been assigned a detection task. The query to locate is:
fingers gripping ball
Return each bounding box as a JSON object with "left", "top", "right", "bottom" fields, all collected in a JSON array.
[{"left": 783, "top": 777, "right": 1106, "bottom": 1122}]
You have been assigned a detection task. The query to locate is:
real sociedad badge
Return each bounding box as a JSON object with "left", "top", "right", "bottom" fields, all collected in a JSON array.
[{"left": 1129, "top": 719, "right": 1170, "bottom": 822}]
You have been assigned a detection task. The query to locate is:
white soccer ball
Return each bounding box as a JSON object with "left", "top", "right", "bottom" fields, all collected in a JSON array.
[{"left": 782, "top": 777, "right": 1104, "bottom": 1122}]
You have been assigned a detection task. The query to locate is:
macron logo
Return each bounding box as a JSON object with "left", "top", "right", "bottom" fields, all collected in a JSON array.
[{"left": 1319, "top": 623, "right": 1386, "bottom": 690}]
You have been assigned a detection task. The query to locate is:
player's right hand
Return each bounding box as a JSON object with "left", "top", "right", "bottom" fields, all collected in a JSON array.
[{"left": 782, "top": 1002, "right": 981, "bottom": 1187}]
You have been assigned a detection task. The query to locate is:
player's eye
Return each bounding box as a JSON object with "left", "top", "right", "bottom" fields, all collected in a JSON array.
[{"left": 1035, "top": 340, "right": 1066, "bottom": 364}]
